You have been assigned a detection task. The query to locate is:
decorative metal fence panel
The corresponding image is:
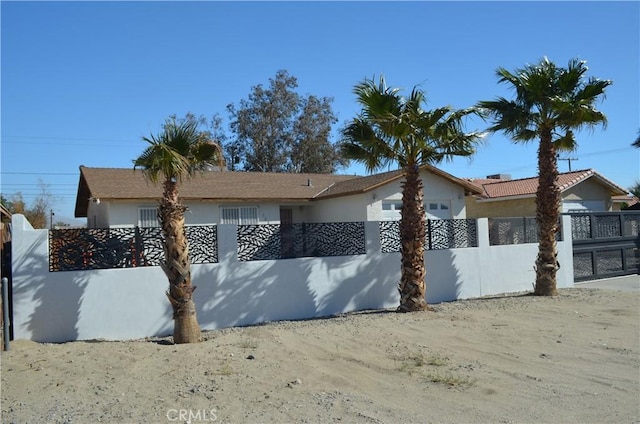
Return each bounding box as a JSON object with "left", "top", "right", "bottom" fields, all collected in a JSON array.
[
  {"left": 379, "top": 219, "right": 478, "bottom": 253},
  {"left": 237, "top": 222, "right": 366, "bottom": 261},
  {"left": 49, "top": 225, "right": 218, "bottom": 272},
  {"left": 380, "top": 221, "right": 401, "bottom": 254},
  {"left": 569, "top": 212, "right": 640, "bottom": 281},
  {"left": 488, "top": 217, "right": 539, "bottom": 245},
  {"left": 571, "top": 213, "right": 640, "bottom": 240},
  {"left": 428, "top": 219, "right": 478, "bottom": 250}
]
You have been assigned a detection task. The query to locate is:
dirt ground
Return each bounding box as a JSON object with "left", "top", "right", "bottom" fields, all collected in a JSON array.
[{"left": 1, "top": 287, "right": 639, "bottom": 424}]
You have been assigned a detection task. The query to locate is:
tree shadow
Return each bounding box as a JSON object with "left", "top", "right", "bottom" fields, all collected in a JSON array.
[
  {"left": 193, "top": 249, "right": 401, "bottom": 331},
  {"left": 311, "top": 253, "right": 399, "bottom": 316},
  {"left": 14, "top": 229, "right": 89, "bottom": 343},
  {"left": 424, "top": 247, "right": 466, "bottom": 306},
  {"left": 193, "top": 250, "right": 318, "bottom": 330}
]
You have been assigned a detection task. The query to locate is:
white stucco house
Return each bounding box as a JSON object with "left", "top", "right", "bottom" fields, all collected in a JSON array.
[{"left": 74, "top": 165, "right": 483, "bottom": 228}]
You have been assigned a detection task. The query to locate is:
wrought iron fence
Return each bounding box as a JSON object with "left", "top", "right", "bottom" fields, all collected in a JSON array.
[
  {"left": 570, "top": 212, "right": 640, "bottom": 281},
  {"left": 488, "top": 217, "right": 538, "bottom": 245},
  {"left": 570, "top": 212, "right": 640, "bottom": 240},
  {"left": 49, "top": 225, "right": 218, "bottom": 272},
  {"left": 379, "top": 219, "right": 478, "bottom": 253},
  {"left": 237, "top": 222, "right": 366, "bottom": 261},
  {"left": 488, "top": 217, "right": 564, "bottom": 246}
]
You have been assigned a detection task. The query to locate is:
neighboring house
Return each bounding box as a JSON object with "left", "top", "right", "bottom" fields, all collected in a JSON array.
[
  {"left": 74, "top": 165, "right": 483, "bottom": 228},
  {"left": 612, "top": 194, "right": 640, "bottom": 211},
  {"left": 465, "top": 168, "right": 630, "bottom": 218}
]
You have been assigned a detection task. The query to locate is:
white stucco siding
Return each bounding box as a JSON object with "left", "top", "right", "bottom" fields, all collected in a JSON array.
[
  {"left": 367, "top": 170, "right": 468, "bottom": 220},
  {"left": 87, "top": 200, "right": 110, "bottom": 228},
  {"left": 421, "top": 170, "right": 467, "bottom": 219},
  {"left": 105, "top": 201, "right": 287, "bottom": 227},
  {"left": 309, "top": 193, "right": 369, "bottom": 223},
  {"left": 107, "top": 202, "right": 155, "bottom": 228},
  {"left": 184, "top": 203, "right": 218, "bottom": 225}
]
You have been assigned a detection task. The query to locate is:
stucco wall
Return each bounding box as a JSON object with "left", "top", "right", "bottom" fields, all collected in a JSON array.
[
  {"left": 11, "top": 214, "right": 574, "bottom": 343},
  {"left": 466, "top": 196, "right": 537, "bottom": 218},
  {"left": 563, "top": 179, "right": 613, "bottom": 210},
  {"left": 309, "top": 193, "right": 369, "bottom": 222},
  {"left": 102, "top": 201, "right": 294, "bottom": 228}
]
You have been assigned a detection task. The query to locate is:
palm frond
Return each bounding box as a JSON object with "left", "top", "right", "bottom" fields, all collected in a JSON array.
[
  {"left": 342, "top": 76, "right": 482, "bottom": 171},
  {"left": 479, "top": 57, "right": 610, "bottom": 146},
  {"left": 133, "top": 117, "right": 224, "bottom": 184}
]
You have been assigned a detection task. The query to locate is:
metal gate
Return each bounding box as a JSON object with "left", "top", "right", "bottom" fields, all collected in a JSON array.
[{"left": 569, "top": 211, "right": 640, "bottom": 281}]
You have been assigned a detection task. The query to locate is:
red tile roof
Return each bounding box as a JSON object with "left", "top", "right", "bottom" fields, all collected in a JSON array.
[
  {"left": 467, "top": 169, "right": 629, "bottom": 199},
  {"left": 612, "top": 194, "right": 640, "bottom": 207}
]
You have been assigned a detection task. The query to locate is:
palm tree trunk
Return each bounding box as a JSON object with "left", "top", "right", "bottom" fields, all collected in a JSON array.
[
  {"left": 397, "top": 165, "right": 429, "bottom": 312},
  {"left": 534, "top": 130, "right": 560, "bottom": 296},
  {"left": 159, "top": 179, "right": 202, "bottom": 343}
]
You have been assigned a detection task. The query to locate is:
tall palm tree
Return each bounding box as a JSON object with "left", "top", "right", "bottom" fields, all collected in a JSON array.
[
  {"left": 134, "top": 117, "right": 224, "bottom": 343},
  {"left": 341, "top": 76, "right": 483, "bottom": 312},
  {"left": 478, "top": 57, "right": 611, "bottom": 296}
]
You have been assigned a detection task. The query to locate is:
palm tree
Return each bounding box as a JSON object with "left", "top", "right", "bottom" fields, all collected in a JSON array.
[
  {"left": 134, "top": 117, "right": 224, "bottom": 343},
  {"left": 478, "top": 57, "right": 611, "bottom": 296},
  {"left": 341, "top": 76, "right": 483, "bottom": 312}
]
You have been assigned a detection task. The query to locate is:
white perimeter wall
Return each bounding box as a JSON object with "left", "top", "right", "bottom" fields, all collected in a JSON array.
[{"left": 10, "top": 214, "right": 574, "bottom": 343}]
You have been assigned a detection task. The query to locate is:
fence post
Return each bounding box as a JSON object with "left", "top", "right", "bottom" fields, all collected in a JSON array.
[
  {"left": 477, "top": 218, "right": 489, "bottom": 248},
  {"left": 2, "top": 277, "right": 9, "bottom": 351},
  {"left": 134, "top": 226, "right": 142, "bottom": 267},
  {"left": 302, "top": 223, "right": 307, "bottom": 256}
]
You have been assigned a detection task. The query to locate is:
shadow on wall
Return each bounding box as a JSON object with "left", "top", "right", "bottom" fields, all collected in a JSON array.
[
  {"left": 194, "top": 250, "right": 318, "bottom": 330},
  {"left": 18, "top": 236, "right": 89, "bottom": 343},
  {"left": 425, "top": 248, "right": 465, "bottom": 305},
  {"left": 312, "top": 253, "right": 399, "bottom": 316},
  {"left": 193, "top": 250, "right": 401, "bottom": 331},
  {"left": 192, "top": 249, "right": 460, "bottom": 332}
]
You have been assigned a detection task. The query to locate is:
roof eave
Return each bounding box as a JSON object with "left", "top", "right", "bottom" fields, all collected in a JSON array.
[{"left": 473, "top": 194, "right": 536, "bottom": 202}]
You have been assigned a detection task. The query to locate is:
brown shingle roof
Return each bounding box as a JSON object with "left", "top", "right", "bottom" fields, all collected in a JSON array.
[
  {"left": 467, "top": 169, "right": 629, "bottom": 199},
  {"left": 75, "top": 164, "right": 483, "bottom": 217},
  {"left": 75, "top": 167, "right": 357, "bottom": 217},
  {"left": 315, "top": 164, "right": 483, "bottom": 199}
]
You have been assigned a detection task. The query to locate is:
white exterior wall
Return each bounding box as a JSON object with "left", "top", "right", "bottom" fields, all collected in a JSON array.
[
  {"left": 82, "top": 170, "right": 468, "bottom": 228},
  {"left": 366, "top": 170, "right": 468, "bottom": 220},
  {"left": 11, "top": 214, "right": 574, "bottom": 343},
  {"left": 100, "top": 201, "right": 291, "bottom": 228},
  {"left": 87, "top": 200, "right": 110, "bottom": 228},
  {"left": 107, "top": 201, "right": 157, "bottom": 227},
  {"left": 308, "top": 193, "right": 368, "bottom": 222}
]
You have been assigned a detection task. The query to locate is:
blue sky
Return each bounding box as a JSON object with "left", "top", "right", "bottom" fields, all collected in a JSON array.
[{"left": 2, "top": 1, "right": 638, "bottom": 223}]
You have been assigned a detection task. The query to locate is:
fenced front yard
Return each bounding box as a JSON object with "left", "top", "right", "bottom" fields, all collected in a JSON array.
[{"left": 11, "top": 215, "right": 574, "bottom": 343}]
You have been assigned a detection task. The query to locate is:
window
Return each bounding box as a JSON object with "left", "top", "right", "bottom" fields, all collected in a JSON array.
[
  {"left": 381, "top": 200, "right": 452, "bottom": 220},
  {"left": 139, "top": 208, "right": 159, "bottom": 227},
  {"left": 381, "top": 201, "right": 402, "bottom": 220},
  {"left": 382, "top": 201, "right": 402, "bottom": 211},
  {"left": 221, "top": 206, "right": 258, "bottom": 225},
  {"left": 425, "top": 200, "right": 451, "bottom": 220}
]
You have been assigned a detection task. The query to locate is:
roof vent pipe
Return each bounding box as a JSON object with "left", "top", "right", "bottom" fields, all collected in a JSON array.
[{"left": 307, "top": 178, "right": 312, "bottom": 187}]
